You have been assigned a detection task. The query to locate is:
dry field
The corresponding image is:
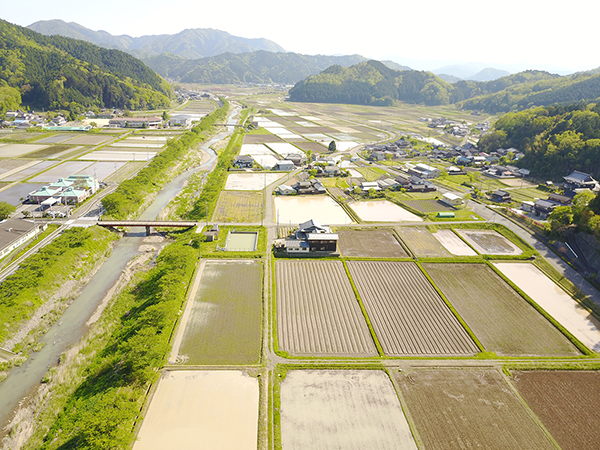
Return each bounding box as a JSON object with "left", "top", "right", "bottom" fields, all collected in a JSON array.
[
  {"left": 28, "top": 161, "right": 94, "bottom": 182},
  {"left": 174, "top": 261, "right": 262, "bottom": 365},
  {"left": 133, "top": 370, "right": 259, "bottom": 450},
  {"left": 243, "top": 134, "right": 284, "bottom": 144},
  {"left": 424, "top": 263, "right": 579, "bottom": 356},
  {"left": 276, "top": 260, "right": 377, "bottom": 356},
  {"left": 512, "top": 370, "right": 600, "bottom": 450},
  {"left": 0, "top": 144, "right": 48, "bottom": 157},
  {"left": 337, "top": 229, "right": 409, "bottom": 258},
  {"left": 456, "top": 229, "right": 522, "bottom": 255},
  {"left": 33, "top": 134, "right": 73, "bottom": 144},
  {"left": 395, "top": 368, "right": 557, "bottom": 450},
  {"left": 280, "top": 370, "right": 417, "bottom": 450},
  {"left": 224, "top": 173, "right": 284, "bottom": 190},
  {"left": 347, "top": 261, "right": 478, "bottom": 356},
  {"left": 64, "top": 135, "right": 113, "bottom": 145},
  {"left": 395, "top": 227, "right": 451, "bottom": 257},
  {"left": 431, "top": 229, "right": 477, "bottom": 256},
  {"left": 1, "top": 161, "right": 54, "bottom": 182},
  {"left": 402, "top": 199, "right": 455, "bottom": 213},
  {"left": 212, "top": 191, "right": 263, "bottom": 222},
  {"left": 495, "top": 262, "right": 600, "bottom": 352}
]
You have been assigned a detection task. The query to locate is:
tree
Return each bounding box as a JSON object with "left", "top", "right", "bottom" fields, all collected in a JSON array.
[
  {"left": 162, "top": 111, "right": 170, "bottom": 121},
  {"left": 0, "top": 201, "right": 15, "bottom": 220},
  {"left": 328, "top": 141, "right": 336, "bottom": 152},
  {"left": 572, "top": 190, "right": 595, "bottom": 228},
  {"left": 548, "top": 205, "right": 573, "bottom": 237},
  {"left": 353, "top": 186, "right": 361, "bottom": 195}
]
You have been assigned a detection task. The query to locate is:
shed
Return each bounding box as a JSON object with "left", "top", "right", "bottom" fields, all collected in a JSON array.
[
  {"left": 440, "top": 192, "right": 462, "bottom": 206},
  {"left": 437, "top": 212, "right": 455, "bottom": 218}
]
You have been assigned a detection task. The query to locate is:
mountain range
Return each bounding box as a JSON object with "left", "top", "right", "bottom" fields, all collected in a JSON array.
[{"left": 28, "top": 19, "right": 285, "bottom": 59}]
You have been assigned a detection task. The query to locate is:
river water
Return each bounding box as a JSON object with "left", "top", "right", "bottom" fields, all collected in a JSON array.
[{"left": 0, "top": 107, "right": 239, "bottom": 434}]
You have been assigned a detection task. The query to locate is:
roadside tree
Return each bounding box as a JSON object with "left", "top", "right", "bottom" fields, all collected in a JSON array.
[{"left": 0, "top": 201, "right": 15, "bottom": 220}]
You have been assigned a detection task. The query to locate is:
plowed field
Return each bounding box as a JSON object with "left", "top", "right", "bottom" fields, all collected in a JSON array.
[
  {"left": 347, "top": 261, "right": 478, "bottom": 355},
  {"left": 337, "top": 229, "right": 408, "bottom": 258},
  {"left": 276, "top": 260, "right": 377, "bottom": 356},
  {"left": 424, "top": 263, "right": 579, "bottom": 356},
  {"left": 512, "top": 371, "right": 600, "bottom": 450},
  {"left": 396, "top": 368, "right": 557, "bottom": 450},
  {"left": 280, "top": 370, "right": 417, "bottom": 450}
]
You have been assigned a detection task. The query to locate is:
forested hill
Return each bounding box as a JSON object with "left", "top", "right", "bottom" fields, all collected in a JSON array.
[
  {"left": 0, "top": 19, "right": 172, "bottom": 113},
  {"left": 142, "top": 51, "right": 410, "bottom": 85},
  {"left": 289, "top": 60, "right": 453, "bottom": 106},
  {"left": 478, "top": 102, "right": 600, "bottom": 179},
  {"left": 289, "top": 61, "right": 600, "bottom": 112},
  {"left": 28, "top": 20, "right": 286, "bottom": 59}
]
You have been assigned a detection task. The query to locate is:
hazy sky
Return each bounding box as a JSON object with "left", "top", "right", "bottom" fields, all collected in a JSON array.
[{"left": 2, "top": 0, "right": 599, "bottom": 73}]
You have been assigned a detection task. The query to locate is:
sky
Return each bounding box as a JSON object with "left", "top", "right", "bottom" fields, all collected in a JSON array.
[{"left": 2, "top": 0, "right": 599, "bottom": 74}]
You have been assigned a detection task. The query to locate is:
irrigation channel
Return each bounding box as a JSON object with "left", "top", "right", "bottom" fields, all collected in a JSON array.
[{"left": 0, "top": 107, "right": 240, "bottom": 434}]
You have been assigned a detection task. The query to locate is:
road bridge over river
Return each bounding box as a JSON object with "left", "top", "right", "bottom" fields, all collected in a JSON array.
[{"left": 97, "top": 220, "right": 198, "bottom": 236}]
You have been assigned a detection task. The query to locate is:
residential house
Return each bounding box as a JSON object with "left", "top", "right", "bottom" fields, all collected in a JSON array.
[
  {"left": 489, "top": 190, "right": 512, "bottom": 203},
  {"left": 275, "top": 160, "right": 295, "bottom": 171},
  {"left": 409, "top": 163, "right": 439, "bottom": 179},
  {"left": 109, "top": 117, "right": 162, "bottom": 129},
  {"left": 233, "top": 155, "right": 254, "bottom": 169},
  {"left": 273, "top": 219, "right": 339, "bottom": 255},
  {"left": 563, "top": 170, "right": 599, "bottom": 190}
]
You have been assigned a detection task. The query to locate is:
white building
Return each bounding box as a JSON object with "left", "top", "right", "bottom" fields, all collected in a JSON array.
[{"left": 0, "top": 219, "right": 47, "bottom": 259}]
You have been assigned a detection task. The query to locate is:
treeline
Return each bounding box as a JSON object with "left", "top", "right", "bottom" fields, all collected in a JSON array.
[
  {"left": 548, "top": 190, "right": 600, "bottom": 238},
  {"left": 29, "top": 235, "right": 198, "bottom": 449},
  {"left": 289, "top": 62, "right": 600, "bottom": 113},
  {"left": 186, "top": 128, "right": 243, "bottom": 220},
  {"left": 0, "top": 227, "right": 116, "bottom": 349},
  {"left": 478, "top": 102, "right": 600, "bottom": 179},
  {"left": 0, "top": 19, "right": 172, "bottom": 112},
  {"left": 102, "top": 99, "right": 229, "bottom": 219}
]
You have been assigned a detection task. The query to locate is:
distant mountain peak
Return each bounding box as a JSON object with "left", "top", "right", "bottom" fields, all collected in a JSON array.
[{"left": 28, "top": 20, "right": 285, "bottom": 59}]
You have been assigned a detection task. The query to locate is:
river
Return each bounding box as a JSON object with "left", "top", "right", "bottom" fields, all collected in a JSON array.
[{"left": 0, "top": 106, "right": 240, "bottom": 435}]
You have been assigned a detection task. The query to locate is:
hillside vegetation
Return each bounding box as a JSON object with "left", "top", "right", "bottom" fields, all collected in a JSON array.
[
  {"left": 479, "top": 102, "right": 600, "bottom": 178},
  {"left": 289, "top": 61, "right": 600, "bottom": 113},
  {"left": 0, "top": 19, "right": 172, "bottom": 112},
  {"left": 143, "top": 51, "right": 409, "bottom": 85}
]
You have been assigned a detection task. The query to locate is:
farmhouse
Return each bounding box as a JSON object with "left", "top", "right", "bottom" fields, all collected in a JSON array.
[
  {"left": 0, "top": 219, "right": 47, "bottom": 259},
  {"left": 233, "top": 155, "right": 254, "bottom": 169},
  {"left": 274, "top": 219, "right": 338, "bottom": 255},
  {"left": 563, "top": 170, "right": 599, "bottom": 191},
  {"left": 489, "top": 190, "right": 512, "bottom": 203}
]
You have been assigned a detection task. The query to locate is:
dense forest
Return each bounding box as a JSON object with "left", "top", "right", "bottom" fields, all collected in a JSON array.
[
  {"left": 478, "top": 102, "right": 600, "bottom": 179},
  {"left": 0, "top": 19, "right": 172, "bottom": 113},
  {"left": 142, "top": 51, "right": 410, "bottom": 85},
  {"left": 289, "top": 61, "right": 600, "bottom": 113}
]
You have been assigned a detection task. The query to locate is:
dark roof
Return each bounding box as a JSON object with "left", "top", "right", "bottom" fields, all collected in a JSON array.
[{"left": 564, "top": 170, "right": 593, "bottom": 183}]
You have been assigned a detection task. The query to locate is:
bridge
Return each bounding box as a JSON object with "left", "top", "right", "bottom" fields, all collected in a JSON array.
[{"left": 97, "top": 220, "right": 198, "bottom": 236}]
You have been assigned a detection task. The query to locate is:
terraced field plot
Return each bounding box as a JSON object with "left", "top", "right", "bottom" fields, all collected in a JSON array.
[
  {"left": 276, "top": 260, "right": 377, "bottom": 356},
  {"left": 457, "top": 229, "right": 522, "bottom": 255},
  {"left": 224, "top": 173, "right": 284, "bottom": 190},
  {"left": 28, "top": 161, "right": 94, "bottom": 182},
  {"left": 424, "top": 263, "right": 579, "bottom": 356},
  {"left": 280, "top": 370, "right": 417, "bottom": 450},
  {"left": 79, "top": 150, "right": 156, "bottom": 161},
  {"left": 396, "top": 227, "right": 451, "bottom": 257},
  {"left": 396, "top": 368, "right": 556, "bottom": 450},
  {"left": 133, "top": 371, "right": 258, "bottom": 450},
  {"left": 347, "top": 261, "right": 478, "bottom": 355},
  {"left": 337, "top": 229, "right": 409, "bottom": 258},
  {"left": 174, "top": 260, "right": 262, "bottom": 365},
  {"left": 0, "top": 144, "right": 48, "bottom": 157},
  {"left": 213, "top": 191, "right": 263, "bottom": 222},
  {"left": 403, "top": 198, "right": 455, "bottom": 213},
  {"left": 350, "top": 200, "right": 422, "bottom": 222},
  {"left": 512, "top": 371, "right": 600, "bottom": 450},
  {"left": 495, "top": 262, "right": 600, "bottom": 351},
  {"left": 432, "top": 229, "right": 477, "bottom": 255}
]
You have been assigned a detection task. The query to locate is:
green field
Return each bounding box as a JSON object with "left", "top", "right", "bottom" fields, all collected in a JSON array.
[
  {"left": 177, "top": 260, "right": 263, "bottom": 365},
  {"left": 212, "top": 190, "right": 263, "bottom": 222}
]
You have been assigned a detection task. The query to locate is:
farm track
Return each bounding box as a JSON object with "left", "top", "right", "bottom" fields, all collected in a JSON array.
[
  {"left": 347, "top": 261, "right": 479, "bottom": 356},
  {"left": 276, "top": 260, "right": 377, "bottom": 356}
]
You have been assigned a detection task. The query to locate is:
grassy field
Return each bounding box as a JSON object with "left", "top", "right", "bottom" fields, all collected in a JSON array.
[
  {"left": 176, "top": 260, "right": 263, "bottom": 365},
  {"left": 212, "top": 190, "right": 263, "bottom": 222},
  {"left": 355, "top": 166, "right": 390, "bottom": 181}
]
